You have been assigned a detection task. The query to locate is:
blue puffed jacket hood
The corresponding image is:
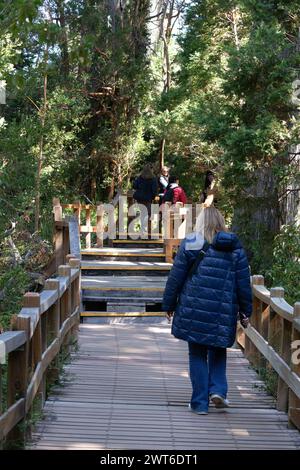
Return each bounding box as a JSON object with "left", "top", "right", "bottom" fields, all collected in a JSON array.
[
  {"left": 162, "top": 231, "right": 252, "bottom": 348},
  {"left": 212, "top": 231, "right": 242, "bottom": 252}
]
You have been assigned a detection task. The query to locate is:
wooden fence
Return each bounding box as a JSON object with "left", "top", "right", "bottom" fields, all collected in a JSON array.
[
  {"left": 53, "top": 197, "right": 193, "bottom": 263},
  {"left": 237, "top": 275, "right": 300, "bottom": 430},
  {"left": 0, "top": 255, "right": 81, "bottom": 447}
]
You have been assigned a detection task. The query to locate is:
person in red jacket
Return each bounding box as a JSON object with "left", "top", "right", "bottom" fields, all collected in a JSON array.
[{"left": 162, "top": 175, "right": 187, "bottom": 205}]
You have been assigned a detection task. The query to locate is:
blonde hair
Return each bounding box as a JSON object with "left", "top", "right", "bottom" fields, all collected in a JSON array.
[{"left": 196, "top": 206, "right": 227, "bottom": 244}]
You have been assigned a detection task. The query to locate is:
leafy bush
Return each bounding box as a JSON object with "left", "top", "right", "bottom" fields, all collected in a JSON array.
[
  {"left": 267, "top": 224, "right": 300, "bottom": 305},
  {"left": 0, "top": 266, "right": 30, "bottom": 331}
]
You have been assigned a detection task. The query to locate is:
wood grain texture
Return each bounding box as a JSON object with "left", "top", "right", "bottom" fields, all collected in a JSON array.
[{"left": 28, "top": 324, "right": 300, "bottom": 450}]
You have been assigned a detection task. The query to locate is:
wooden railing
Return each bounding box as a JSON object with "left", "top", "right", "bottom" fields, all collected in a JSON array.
[
  {"left": 163, "top": 203, "right": 193, "bottom": 262},
  {"left": 53, "top": 194, "right": 135, "bottom": 253},
  {"left": 0, "top": 255, "right": 81, "bottom": 447},
  {"left": 237, "top": 275, "right": 300, "bottom": 430},
  {"left": 53, "top": 197, "right": 195, "bottom": 263}
]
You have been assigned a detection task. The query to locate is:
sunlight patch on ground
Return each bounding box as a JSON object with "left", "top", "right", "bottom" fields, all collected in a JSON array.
[
  {"left": 230, "top": 429, "right": 250, "bottom": 437},
  {"left": 66, "top": 442, "right": 107, "bottom": 450}
]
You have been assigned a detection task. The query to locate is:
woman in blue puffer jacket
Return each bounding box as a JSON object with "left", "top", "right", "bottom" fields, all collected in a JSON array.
[{"left": 162, "top": 206, "right": 252, "bottom": 414}]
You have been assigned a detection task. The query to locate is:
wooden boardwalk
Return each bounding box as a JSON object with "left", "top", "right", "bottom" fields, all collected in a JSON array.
[{"left": 29, "top": 323, "right": 300, "bottom": 450}]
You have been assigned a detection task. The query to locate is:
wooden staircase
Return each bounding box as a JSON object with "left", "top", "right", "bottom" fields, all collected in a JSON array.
[{"left": 81, "top": 241, "right": 171, "bottom": 320}]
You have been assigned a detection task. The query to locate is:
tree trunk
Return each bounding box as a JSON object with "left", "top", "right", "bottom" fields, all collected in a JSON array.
[
  {"left": 232, "top": 167, "right": 280, "bottom": 269},
  {"left": 280, "top": 145, "right": 300, "bottom": 225},
  {"left": 35, "top": 53, "right": 48, "bottom": 233},
  {"left": 159, "top": 137, "right": 165, "bottom": 170},
  {"left": 56, "top": 0, "right": 70, "bottom": 78}
]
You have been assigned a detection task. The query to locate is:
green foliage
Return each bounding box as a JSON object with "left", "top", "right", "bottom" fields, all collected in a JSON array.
[
  {"left": 155, "top": 0, "right": 300, "bottom": 274},
  {"left": 267, "top": 224, "right": 300, "bottom": 305},
  {"left": 0, "top": 266, "right": 30, "bottom": 330},
  {"left": 256, "top": 364, "right": 278, "bottom": 399}
]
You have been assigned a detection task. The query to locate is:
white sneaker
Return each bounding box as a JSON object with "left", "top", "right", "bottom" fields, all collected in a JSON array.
[
  {"left": 188, "top": 404, "right": 208, "bottom": 415},
  {"left": 210, "top": 394, "right": 230, "bottom": 408}
]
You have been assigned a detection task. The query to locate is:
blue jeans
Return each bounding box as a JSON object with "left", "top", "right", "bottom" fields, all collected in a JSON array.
[{"left": 188, "top": 342, "right": 227, "bottom": 412}]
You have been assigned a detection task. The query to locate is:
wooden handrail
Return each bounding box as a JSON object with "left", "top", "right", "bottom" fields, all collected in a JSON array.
[
  {"left": 238, "top": 275, "right": 300, "bottom": 429},
  {"left": 0, "top": 256, "right": 81, "bottom": 445}
]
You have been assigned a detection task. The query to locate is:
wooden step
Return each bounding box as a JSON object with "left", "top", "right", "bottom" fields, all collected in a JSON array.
[
  {"left": 106, "top": 302, "right": 146, "bottom": 313},
  {"left": 83, "top": 294, "right": 163, "bottom": 303},
  {"left": 81, "top": 260, "right": 172, "bottom": 276},
  {"left": 80, "top": 312, "right": 166, "bottom": 317},
  {"left": 82, "top": 248, "right": 165, "bottom": 256},
  {"left": 117, "top": 233, "right": 164, "bottom": 238},
  {"left": 112, "top": 239, "right": 164, "bottom": 248},
  {"left": 81, "top": 276, "right": 167, "bottom": 288},
  {"left": 81, "top": 247, "right": 166, "bottom": 262},
  {"left": 81, "top": 276, "right": 167, "bottom": 298}
]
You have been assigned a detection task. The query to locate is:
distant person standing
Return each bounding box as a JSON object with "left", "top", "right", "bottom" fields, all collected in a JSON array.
[
  {"left": 162, "top": 175, "right": 187, "bottom": 205},
  {"left": 133, "top": 165, "right": 158, "bottom": 233},
  {"left": 158, "top": 166, "right": 169, "bottom": 204},
  {"left": 200, "top": 170, "right": 217, "bottom": 207}
]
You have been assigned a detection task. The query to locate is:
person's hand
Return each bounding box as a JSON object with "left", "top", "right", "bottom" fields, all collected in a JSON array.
[
  {"left": 239, "top": 313, "right": 250, "bottom": 328},
  {"left": 166, "top": 311, "right": 174, "bottom": 322}
]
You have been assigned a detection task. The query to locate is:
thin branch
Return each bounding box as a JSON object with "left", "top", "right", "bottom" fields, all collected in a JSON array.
[{"left": 26, "top": 96, "right": 40, "bottom": 112}]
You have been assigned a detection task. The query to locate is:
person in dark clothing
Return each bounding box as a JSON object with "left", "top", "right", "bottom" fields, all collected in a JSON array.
[
  {"left": 162, "top": 175, "right": 187, "bottom": 205},
  {"left": 200, "top": 170, "right": 217, "bottom": 206},
  {"left": 133, "top": 165, "right": 158, "bottom": 204},
  {"left": 162, "top": 206, "right": 252, "bottom": 414},
  {"left": 133, "top": 165, "right": 158, "bottom": 234}
]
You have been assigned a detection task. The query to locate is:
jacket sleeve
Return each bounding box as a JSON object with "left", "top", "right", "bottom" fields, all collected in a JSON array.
[
  {"left": 180, "top": 188, "right": 187, "bottom": 204},
  {"left": 152, "top": 178, "right": 158, "bottom": 197},
  {"left": 162, "top": 240, "right": 194, "bottom": 312},
  {"left": 236, "top": 249, "right": 252, "bottom": 317},
  {"left": 133, "top": 178, "right": 139, "bottom": 190},
  {"left": 172, "top": 187, "right": 180, "bottom": 203}
]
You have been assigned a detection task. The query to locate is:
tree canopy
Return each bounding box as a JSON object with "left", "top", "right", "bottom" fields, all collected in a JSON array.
[{"left": 0, "top": 0, "right": 299, "bottom": 328}]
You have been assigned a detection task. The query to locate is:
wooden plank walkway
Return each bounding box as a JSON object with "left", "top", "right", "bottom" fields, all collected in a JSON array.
[{"left": 29, "top": 323, "right": 300, "bottom": 450}]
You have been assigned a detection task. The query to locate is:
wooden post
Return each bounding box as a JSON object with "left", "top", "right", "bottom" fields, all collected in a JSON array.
[
  {"left": 44, "top": 279, "right": 60, "bottom": 386},
  {"left": 68, "top": 258, "right": 81, "bottom": 336},
  {"left": 6, "top": 316, "right": 30, "bottom": 448},
  {"left": 249, "top": 297, "right": 262, "bottom": 368},
  {"left": 68, "top": 258, "right": 81, "bottom": 311},
  {"left": 23, "top": 293, "right": 41, "bottom": 369},
  {"left": 85, "top": 208, "right": 91, "bottom": 249},
  {"left": 96, "top": 203, "right": 104, "bottom": 248},
  {"left": 53, "top": 197, "right": 62, "bottom": 222},
  {"left": 252, "top": 275, "right": 264, "bottom": 286},
  {"left": 252, "top": 276, "right": 264, "bottom": 335},
  {"left": 261, "top": 303, "right": 270, "bottom": 341},
  {"left": 63, "top": 224, "right": 70, "bottom": 265},
  {"left": 73, "top": 200, "right": 81, "bottom": 225},
  {"left": 58, "top": 265, "right": 72, "bottom": 324},
  {"left": 66, "top": 253, "right": 76, "bottom": 264},
  {"left": 23, "top": 293, "right": 44, "bottom": 415},
  {"left": 44, "top": 279, "right": 60, "bottom": 343},
  {"left": 277, "top": 316, "right": 292, "bottom": 412},
  {"left": 243, "top": 275, "right": 261, "bottom": 362},
  {"left": 58, "top": 265, "right": 72, "bottom": 355},
  {"left": 267, "top": 287, "right": 284, "bottom": 409},
  {"left": 53, "top": 198, "right": 64, "bottom": 271},
  {"left": 164, "top": 204, "right": 173, "bottom": 263},
  {"left": 268, "top": 287, "right": 284, "bottom": 351},
  {"left": 127, "top": 191, "right": 134, "bottom": 238},
  {"left": 289, "top": 302, "right": 300, "bottom": 429}
]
